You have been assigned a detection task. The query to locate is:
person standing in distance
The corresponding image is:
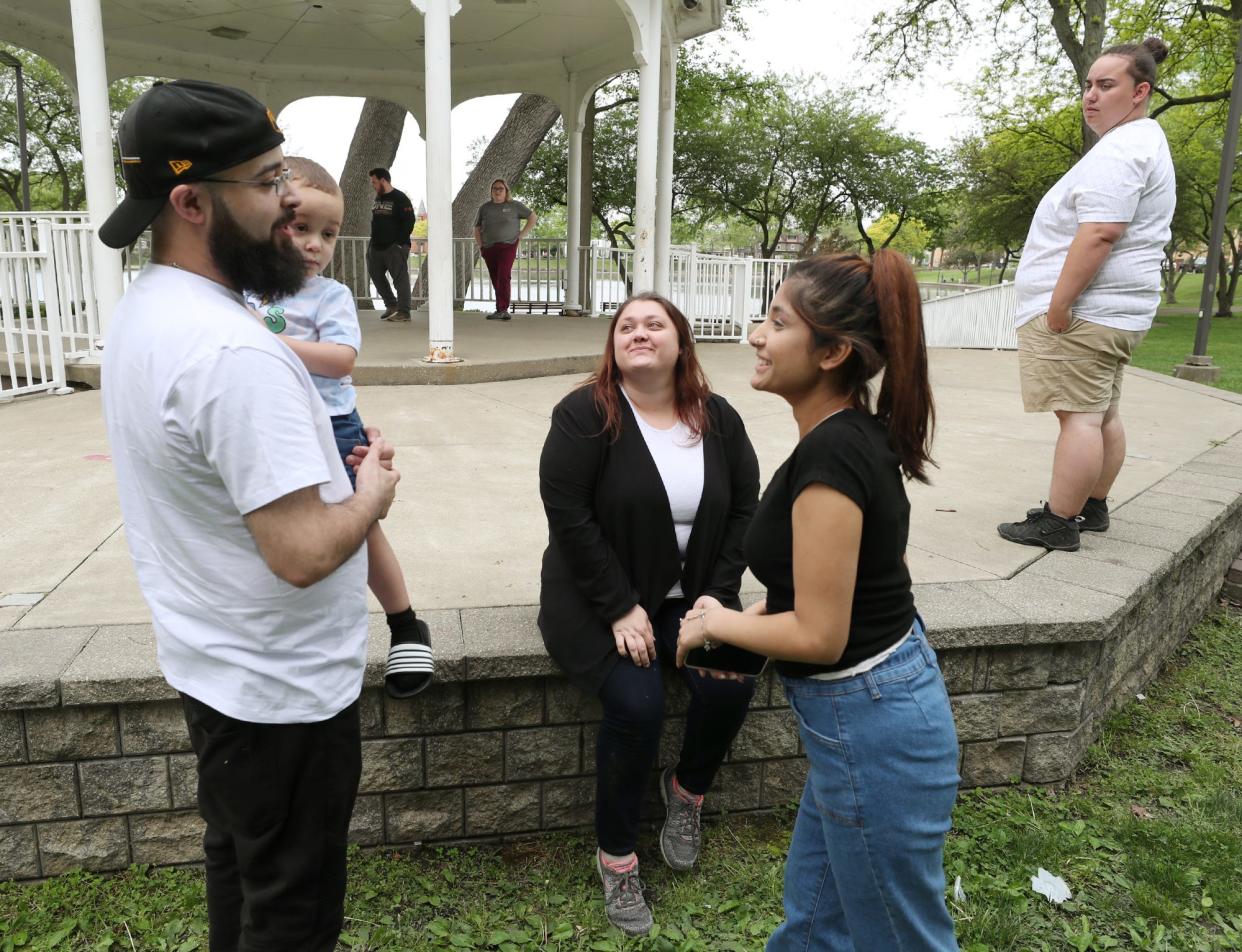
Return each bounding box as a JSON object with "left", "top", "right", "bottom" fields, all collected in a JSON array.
[
  {"left": 367, "top": 166, "right": 416, "bottom": 323},
  {"left": 474, "top": 177, "right": 537, "bottom": 320},
  {"left": 98, "top": 80, "right": 400, "bottom": 952},
  {"left": 998, "top": 38, "right": 1175, "bottom": 552}
]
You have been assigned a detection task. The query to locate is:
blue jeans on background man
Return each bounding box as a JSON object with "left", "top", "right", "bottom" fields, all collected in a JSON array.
[{"left": 767, "top": 620, "right": 960, "bottom": 951}]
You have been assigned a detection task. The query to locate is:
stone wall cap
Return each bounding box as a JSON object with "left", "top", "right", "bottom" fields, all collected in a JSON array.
[{"left": 0, "top": 627, "right": 96, "bottom": 711}]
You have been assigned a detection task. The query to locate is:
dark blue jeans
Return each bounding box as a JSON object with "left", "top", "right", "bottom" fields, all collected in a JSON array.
[
  {"left": 594, "top": 596, "right": 757, "bottom": 855},
  {"left": 767, "top": 620, "right": 960, "bottom": 951}
]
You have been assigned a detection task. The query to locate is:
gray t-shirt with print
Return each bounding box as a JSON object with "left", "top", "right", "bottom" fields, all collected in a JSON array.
[{"left": 474, "top": 200, "right": 532, "bottom": 247}]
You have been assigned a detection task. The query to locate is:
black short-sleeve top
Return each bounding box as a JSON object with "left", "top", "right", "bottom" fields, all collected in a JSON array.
[{"left": 744, "top": 408, "right": 915, "bottom": 679}]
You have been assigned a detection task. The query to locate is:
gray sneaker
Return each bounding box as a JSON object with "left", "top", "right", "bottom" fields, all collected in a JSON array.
[
  {"left": 594, "top": 852, "right": 653, "bottom": 937},
  {"left": 659, "top": 767, "right": 703, "bottom": 872}
]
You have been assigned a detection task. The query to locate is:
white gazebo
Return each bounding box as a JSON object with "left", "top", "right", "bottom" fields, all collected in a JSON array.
[{"left": 0, "top": 0, "right": 727, "bottom": 361}]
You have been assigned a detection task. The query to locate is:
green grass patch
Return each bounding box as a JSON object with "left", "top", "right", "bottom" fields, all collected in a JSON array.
[
  {"left": 1131, "top": 293, "right": 1242, "bottom": 395},
  {"left": 3, "top": 610, "right": 1241, "bottom": 950}
]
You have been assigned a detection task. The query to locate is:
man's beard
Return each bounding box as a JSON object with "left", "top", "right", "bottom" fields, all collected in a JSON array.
[{"left": 208, "top": 198, "right": 306, "bottom": 300}]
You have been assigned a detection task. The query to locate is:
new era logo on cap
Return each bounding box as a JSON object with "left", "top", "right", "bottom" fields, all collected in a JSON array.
[{"left": 98, "top": 80, "right": 285, "bottom": 249}]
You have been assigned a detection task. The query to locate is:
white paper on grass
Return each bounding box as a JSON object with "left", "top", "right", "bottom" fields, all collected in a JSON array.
[
  {"left": 953, "top": 876, "right": 967, "bottom": 902},
  {"left": 1031, "top": 868, "right": 1072, "bottom": 904}
]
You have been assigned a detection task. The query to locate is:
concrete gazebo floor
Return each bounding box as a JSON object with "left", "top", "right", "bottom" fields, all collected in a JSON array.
[
  {"left": 4, "top": 344, "right": 1242, "bottom": 632},
  {"left": 51, "top": 309, "right": 617, "bottom": 389}
]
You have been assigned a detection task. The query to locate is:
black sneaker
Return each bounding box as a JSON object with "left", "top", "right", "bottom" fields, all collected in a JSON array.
[
  {"left": 1079, "top": 497, "right": 1109, "bottom": 532},
  {"left": 379, "top": 307, "right": 399, "bottom": 320},
  {"left": 1025, "top": 497, "right": 1109, "bottom": 533},
  {"left": 499, "top": 310, "right": 512, "bottom": 321},
  {"left": 485, "top": 310, "right": 504, "bottom": 320},
  {"left": 998, "top": 505, "right": 1080, "bottom": 551}
]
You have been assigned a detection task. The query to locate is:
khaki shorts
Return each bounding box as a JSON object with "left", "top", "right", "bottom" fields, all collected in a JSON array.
[{"left": 1017, "top": 314, "right": 1146, "bottom": 413}]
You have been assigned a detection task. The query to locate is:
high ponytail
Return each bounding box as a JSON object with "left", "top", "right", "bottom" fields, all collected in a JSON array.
[
  {"left": 870, "top": 249, "right": 935, "bottom": 483},
  {"left": 782, "top": 251, "right": 936, "bottom": 482}
]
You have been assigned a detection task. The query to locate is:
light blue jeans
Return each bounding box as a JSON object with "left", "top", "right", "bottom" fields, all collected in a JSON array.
[{"left": 767, "top": 621, "right": 960, "bottom": 951}]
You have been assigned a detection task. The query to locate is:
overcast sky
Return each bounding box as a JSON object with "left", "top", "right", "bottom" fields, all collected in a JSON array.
[{"left": 277, "top": 0, "right": 988, "bottom": 206}]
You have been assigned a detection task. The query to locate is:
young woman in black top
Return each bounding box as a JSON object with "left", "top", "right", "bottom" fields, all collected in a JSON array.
[
  {"left": 676, "top": 252, "right": 960, "bottom": 950},
  {"left": 538, "top": 293, "right": 760, "bottom": 937}
]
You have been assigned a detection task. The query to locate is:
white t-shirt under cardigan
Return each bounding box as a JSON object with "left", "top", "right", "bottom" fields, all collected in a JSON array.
[
  {"left": 622, "top": 389, "right": 705, "bottom": 599},
  {"left": 102, "top": 264, "right": 368, "bottom": 724},
  {"left": 1014, "top": 117, "right": 1175, "bottom": 332}
]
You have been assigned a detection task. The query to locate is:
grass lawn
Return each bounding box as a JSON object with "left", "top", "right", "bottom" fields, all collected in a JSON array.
[
  {"left": 2, "top": 608, "right": 1241, "bottom": 950},
  {"left": 1131, "top": 278, "right": 1242, "bottom": 394}
]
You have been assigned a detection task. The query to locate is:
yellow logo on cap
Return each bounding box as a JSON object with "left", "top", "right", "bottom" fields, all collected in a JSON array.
[
  {"left": 169, "top": 159, "right": 193, "bottom": 175},
  {"left": 266, "top": 109, "right": 281, "bottom": 134}
]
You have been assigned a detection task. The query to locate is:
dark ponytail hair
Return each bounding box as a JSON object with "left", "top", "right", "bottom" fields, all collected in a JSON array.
[
  {"left": 1099, "top": 37, "right": 1170, "bottom": 96},
  {"left": 782, "top": 250, "right": 935, "bottom": 482}
]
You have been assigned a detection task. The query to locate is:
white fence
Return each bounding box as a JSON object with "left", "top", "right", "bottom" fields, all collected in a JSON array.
[
  {"left": 0, "top": 218, "right": 74, "bottom": 400},
  {"left": 922, "top": 282, "right": 1018, "bottom": 350},
  {"left": 0, "top": 216, "right": 1021, "bottom": 400}
]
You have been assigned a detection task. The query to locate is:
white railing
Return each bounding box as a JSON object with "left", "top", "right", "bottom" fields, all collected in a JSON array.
[
  {"left": 0, "top": 219, "right": 72, "bottom": 400},
  {"left": 0, "top": 215, "right": 1022, "bottom": 361},
  {"left": 46, "top": 223, "right": 104, "bottom": 357},
  {"left": 919, "top": 281, "right": 984, "bottom": 301},
  {"left": 922, "top": 281, "right": 1018, "bottom": 350}
]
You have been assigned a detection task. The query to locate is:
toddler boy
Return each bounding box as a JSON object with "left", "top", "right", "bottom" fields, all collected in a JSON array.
[{"left": 248, "top": 156, "right": 433, "bottom": 698}]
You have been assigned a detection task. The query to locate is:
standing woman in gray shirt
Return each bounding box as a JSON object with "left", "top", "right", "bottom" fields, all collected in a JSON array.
[{"left": 474, "top": 178, "right": 537, "bottom": 321}]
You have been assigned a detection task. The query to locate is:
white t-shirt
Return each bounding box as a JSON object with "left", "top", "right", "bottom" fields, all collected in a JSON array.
[
  {"left": 1014, "top": 117, "right": 1176, "bottom": 331},
  {"left": 102, "top": 264, "right": 368, "bottom": 724},
  {"left": 245, "top": 276, "right": 360, "bottom": 416},
  {"left": 623, "top": 390, "right": 705, "bottom": 599}
]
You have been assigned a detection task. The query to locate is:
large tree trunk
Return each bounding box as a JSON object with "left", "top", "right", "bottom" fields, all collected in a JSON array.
[
  {"left": 413, "top": 93, "right": 560, "bottom": 300},
  {"left": 1047, "top": 0, "right": 1107, "bottom": 152},
  {"left": 334, "top": 98, "right": 406, "bottom": 301}
]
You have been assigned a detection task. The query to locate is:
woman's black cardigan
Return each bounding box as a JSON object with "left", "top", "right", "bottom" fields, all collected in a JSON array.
[{"left": 537, "top": 385, "right": 760, "bottom": 692}]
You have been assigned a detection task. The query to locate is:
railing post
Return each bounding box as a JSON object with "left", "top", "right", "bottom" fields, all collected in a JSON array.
[{"left": 39, "top": 220, "right": 72, "bottom": 395}]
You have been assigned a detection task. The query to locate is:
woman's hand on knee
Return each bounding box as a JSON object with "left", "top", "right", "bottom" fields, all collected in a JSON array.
[{"left": 611, "top": 604, "right": 655, "bottom": 667}]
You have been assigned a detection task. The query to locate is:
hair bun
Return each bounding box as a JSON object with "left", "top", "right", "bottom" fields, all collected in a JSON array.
[{"left": 1143, "top": 36, "right": 1170, "bottom": 65}]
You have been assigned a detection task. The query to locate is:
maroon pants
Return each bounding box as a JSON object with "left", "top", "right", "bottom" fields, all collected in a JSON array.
[{"left": 480, "top": 240, "right": 518, "bottom": 312}]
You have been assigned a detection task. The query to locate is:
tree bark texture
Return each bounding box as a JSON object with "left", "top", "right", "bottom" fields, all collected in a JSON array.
[{"left": 412, "top": 93, "right": 560, "bottom": 300}]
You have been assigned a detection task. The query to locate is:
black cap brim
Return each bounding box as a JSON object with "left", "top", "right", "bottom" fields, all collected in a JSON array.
[{"left": 99, "top": 194, "right": 168, "bottom": 249}]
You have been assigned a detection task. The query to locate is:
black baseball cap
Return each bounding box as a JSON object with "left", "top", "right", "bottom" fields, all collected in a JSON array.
[{"left": 99, "top": 80, "right": 285, "bottom": 249}]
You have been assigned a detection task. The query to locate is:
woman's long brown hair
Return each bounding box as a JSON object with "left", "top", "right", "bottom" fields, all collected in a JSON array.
[
  {"left": 580, "top": 292, "right": 712, "bottom": 441},
  {"left": 782, "top": 250, "right": 935, "bottom": 482}
]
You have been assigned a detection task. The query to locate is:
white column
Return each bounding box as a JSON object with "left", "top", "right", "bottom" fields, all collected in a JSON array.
[
  {"left": 631, "top": 0, "right": 662, "bottom": 292},
  {"left": 653, "top": 35, "right": 677, "bottom": 296},
  {"left": 69, "top": 0, "right": 123, "bottom": 341},
  {"left": 414, "top": 0, "right": 461, "bottom": 362},
  {"left": 563, "top": 75, "right": 587, "bottom": 315}
]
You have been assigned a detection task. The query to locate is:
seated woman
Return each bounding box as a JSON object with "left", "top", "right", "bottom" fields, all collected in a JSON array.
[
  {"left": 538, "top": 292, "right": 760, "bottom": 938},
  {"left": 677, "top": 252, "right": 961, "bottom": 950}
]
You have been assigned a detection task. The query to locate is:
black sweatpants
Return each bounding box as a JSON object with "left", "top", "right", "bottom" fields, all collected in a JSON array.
[{"left": 180, "top": 693, "right": 362, "bottom": 952}]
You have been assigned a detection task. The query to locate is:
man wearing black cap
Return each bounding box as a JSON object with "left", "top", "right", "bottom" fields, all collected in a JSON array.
[{"left": 99, "top": 80, "right": 400, "bottom": 952}]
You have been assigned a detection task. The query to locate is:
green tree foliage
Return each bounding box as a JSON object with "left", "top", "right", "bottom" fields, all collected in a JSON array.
[
  {"left": 866, "top": 211, "right": 932, "bottom": 259},
  {"left": 523, "top": 58, "right": 944, "bottom": 263},
  {"left": 0, "top": 44, "right": 148, "bottom": 211}
]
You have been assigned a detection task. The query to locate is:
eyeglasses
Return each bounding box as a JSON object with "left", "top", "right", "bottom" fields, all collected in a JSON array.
[{"left": 200, "top": 167, "right": 292, "bottom": 194}]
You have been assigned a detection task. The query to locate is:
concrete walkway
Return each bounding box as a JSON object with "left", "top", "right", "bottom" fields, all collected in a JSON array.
[{"left": 3, "top": 345, "right": 1242, "bottom": 632}]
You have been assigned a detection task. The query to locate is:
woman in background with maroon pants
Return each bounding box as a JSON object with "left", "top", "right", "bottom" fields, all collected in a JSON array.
[{"left": 474, "top": 178, "right": 537, "bottom": 321}]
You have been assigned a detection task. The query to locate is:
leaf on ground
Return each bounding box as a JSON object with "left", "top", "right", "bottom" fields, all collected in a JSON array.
[{"left": 1129, "top": 803, "right": 1153, "bottom": 819}]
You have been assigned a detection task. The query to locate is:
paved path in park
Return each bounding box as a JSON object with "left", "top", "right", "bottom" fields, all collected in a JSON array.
[{"left": 3, "top": 345, "right": 1242, "bottom": 631}]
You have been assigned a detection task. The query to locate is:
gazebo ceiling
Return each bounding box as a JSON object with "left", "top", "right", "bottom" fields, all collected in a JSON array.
[{"left": 0, "top": 0, "right": 724, "bottom": 110}]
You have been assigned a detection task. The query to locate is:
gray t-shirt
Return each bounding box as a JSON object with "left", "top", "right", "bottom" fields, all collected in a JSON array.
[{"left": 475, "top": 200, "right": 532, "bottom": 247}]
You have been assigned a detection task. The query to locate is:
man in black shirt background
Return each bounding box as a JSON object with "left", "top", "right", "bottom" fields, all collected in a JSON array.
[{"left": 367, "top": 167, "right": 415, "bottom": 322}]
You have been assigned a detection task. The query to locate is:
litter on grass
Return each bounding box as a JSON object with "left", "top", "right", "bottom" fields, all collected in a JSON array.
[
  {"left": 1031, "top": 868, "right": 1072, "bottom": 904},
  {"left": 953, "top": 876, "right": 967, "bottom": 903}
]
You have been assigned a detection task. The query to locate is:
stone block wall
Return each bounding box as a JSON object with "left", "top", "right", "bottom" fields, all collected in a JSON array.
[
  {"left": 0, "top": 673, "right": 808, "bottom": 881},
  {"left": 4, "top": 439, "right": 1242, "bottom": 880}
]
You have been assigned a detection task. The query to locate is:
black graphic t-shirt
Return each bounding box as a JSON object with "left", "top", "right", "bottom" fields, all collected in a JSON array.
[{"left": 370, "top": 187, "right": 415, "bottom": 249}]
